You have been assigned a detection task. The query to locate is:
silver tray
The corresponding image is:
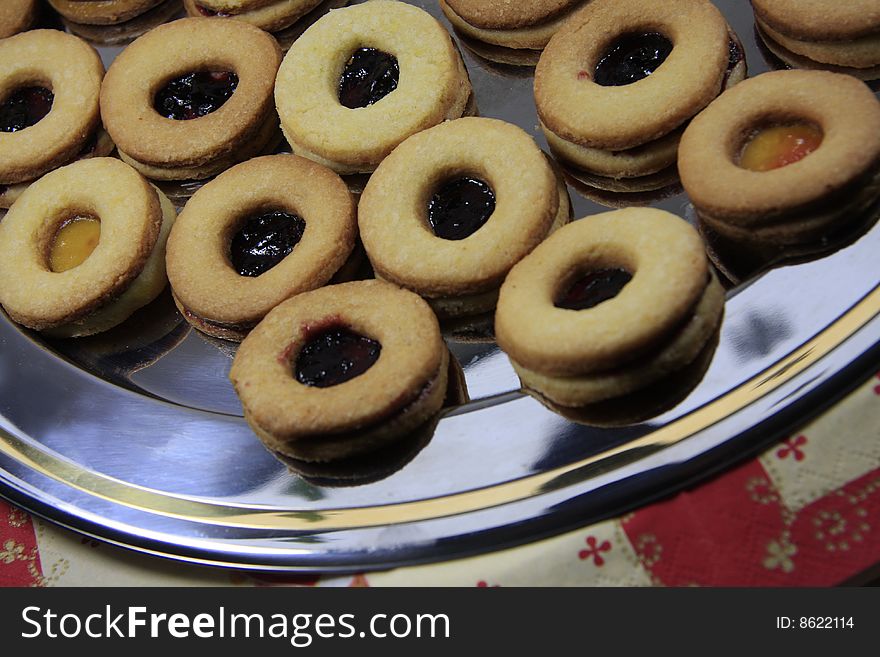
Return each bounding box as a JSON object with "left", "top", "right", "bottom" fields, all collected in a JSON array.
[{"left": 1, "top": 0, "right": 879, "bottom": 572}]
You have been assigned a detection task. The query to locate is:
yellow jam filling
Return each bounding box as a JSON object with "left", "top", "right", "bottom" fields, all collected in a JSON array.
[
  {"left": 50, "top": 216, "right": 101, "bottom": 273},
  {"left": 740, "top": 124, "right": 824, "bottom": 172}
]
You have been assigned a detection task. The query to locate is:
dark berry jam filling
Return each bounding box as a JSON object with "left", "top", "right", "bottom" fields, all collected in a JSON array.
[
  {"left": 728, "top": 38, "right": 743, "bottom": 71},
  {"left": 594, "top": 33, "right": 673, "bottom": 87},
  {"left": 338, "top": 48, "right": 399, "bottom": 109},
  {"left": 427, "top": 177, "right": 496, "bottom": 241},
  {"left": 154, "top": 71, "right": 239, "bottom": 120},
  {"left": 556, "top": 268, "right": 633, "bottom": 311},
  {"left": 295, "top": 327, "right": 382, "bottom": 388},
  {"left": 0, "top": 87, "right": 54, "bottom": 133},
  {"left": 229, "top": 210, "right": 306, "bottom": 277}
]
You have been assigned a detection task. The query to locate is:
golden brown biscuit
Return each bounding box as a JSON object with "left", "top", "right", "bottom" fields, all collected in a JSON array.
[
  {"left": 230, "top": 280, "right": 451, "bottom": 462},
  {"left": 0, "top": 158, "right": 174, "bottom": 337},
  {"left": 359, "top": 117, "right": 570, "bottom": 318},
  {"left": 62, "top": 0, "right": 184, "bottom": 46},
  {"left": 183, "top": 0, "right": 326, "bottom": 33},
  {"left": 275, "top": 1, "right": 472, "bottom": 174},
  {"left": 496, "top": 208, "right": 723, "bottom": 407},
  {"left": 752, "top": 0, "right": 880, "bottom": 77},
  {"left": 679, "top": 71, "right": 880, "bottom": 246},
  {"left": 47, "top": 0, "right": 167, "bottom": 25},
  {"left": 100, "top": 17, "right": 281, "bottom": 181},
  {"left": 535, "top": 0, "right": 745, "bottom": 185},
  {"left": 167, "top": 154, "right": 357, "bottom": 341},
  {"left": 0, "top": 0, "right": 39, "bottom": 39},
  {"left": 439, "top": 0, "right": 587, "bottom": 63},
  {"left": 0, "top": 30, "right": 104, "bottom": 185}
]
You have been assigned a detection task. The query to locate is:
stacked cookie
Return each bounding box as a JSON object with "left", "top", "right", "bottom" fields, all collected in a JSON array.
[
  {"left": 48, "top": 0, "right": 181, "bottom": 43},
  {"left": 439, "top": 0, "right": 588, "bottom": 66},
  {"left": 100, "top": 17, "right": 282, "bottom": 182},
  {"left": 496, "top": 208, "right": 724, "bottom": 413},
  {"left": 535, "top": 0, "right": 746, "bottom": 191},
  {"left": 182, "top": 0, "right": 337, "bottom": 35},
  {"left": 753, "top": 0, "right": 880, "bottom": 80},
  {"left": 0, "top": 30, "right": 114, "bottom": 209}
]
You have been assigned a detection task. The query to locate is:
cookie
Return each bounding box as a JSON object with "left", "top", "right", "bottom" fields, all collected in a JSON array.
[
  {"left": 62, "top": 0, "right": 184, "bottom": 46},
  {"left": 166, "top": 154, "right": 357, "bottom": 341},
  {"left": 753, "top": 0, "right": 880, "bottom": 79},
  {"left": 0, "top": 158, "right": 174, "bottom": 338},
  {"left": 359, "top": 117, "right": 571, "bottom": 318},
  {"left": 230, "top": 280, "right": 451, "bottom": 462},
  {"left": 0, "top": 30, "right": 104, "bottom": 186},
  {"left": 439, "top": 0, "right": 588, "bottom": 66},
  {"left": 0, "top": 0, "right": 39, "bottom": 39},
  {"left": 534, "top": 0, "right": 746, "bottom": 189},
  {"left": 183, "top": 0, "right": 327, "bottom": 33},
  {"left": 100, "top": 17, "right": 282, "bottom": 182},
  {"left": 275, "top": 0, "right": 472, "bottom": 174},
  {"left": 679, "top": 70, "right": 880, "bottom": 246},
  {"left": 496, "top": 208, "right": 724, "bottom": 407},
  {"left": 47, "top": 0, "right": 167, "bottom": 25},
  {"left": 1, "top": 128, "right": 114, "bottom": 210}
]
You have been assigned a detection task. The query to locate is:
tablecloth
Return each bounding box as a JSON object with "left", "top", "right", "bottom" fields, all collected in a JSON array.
[{"left": 2, "top": 371, "right": 879, "bottom": 587}]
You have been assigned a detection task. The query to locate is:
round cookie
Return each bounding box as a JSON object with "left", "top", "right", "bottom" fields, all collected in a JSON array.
[
  {"left": 0, "top": 158, "right": 174, "bottom": 338},
  {"left": 439, "top": 0, "right": 588, "bottom": 65},
  {"left": 230, "top": 280, "right": 451, "bottom": 462},
  {"left": 275, "top": 0, "right": 472, "bottom": 175},
  {"left": 184, "top": 0, "right": 326, "bottom": 33},
  {"left": 100, "top": 17, "right": 282, "bottom": 181},
  {"left": 496, "top": 208, "right": 724, "bottom": 407},
  {"left": 47, "top": 0, "right": 167, "bottom": 25},
  {"left": 359, "top": 117, "right": 571, "bottom": 318},
  {"left": 0, "top": 0, "right": 39, "bottom": 39},
  {"left": 534, "top": 0, "right": 745, "bottom": 188},
  {"left": 0, "top": 30, "right": 104, "bottom": 186},
  {"left": 752, "top": 0, "right": 880, "bottom": 78},
  {"left": 62, "top": 0, "right": 185, "bottom": 46},
  {"left": 679, "top": 70, "right": 880, "bottom": 246},
  {"left": 167, "top": 154, "right": 357, "bottom": 341}
]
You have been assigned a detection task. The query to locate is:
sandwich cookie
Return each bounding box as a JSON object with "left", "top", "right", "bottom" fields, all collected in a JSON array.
[
  {"left": 0, "top": 30, "right": 106, "bottom": 206},
  {"left": 439, "top": 0, "right": 588, "bottom": 67},
  {"left": 230, "top": 280, "right": 452, "bottom": 462},
  {"left": 60, "top": 1, "right": 184, "bottom": 46},
  {"left": 0, "top": 158, "right": 175, "bottom": 338},
  {"left": 359, "top": 117, "right": 571, "bottom": 319},
  {"left": 534, "top": 0, "right": 746, "bottom": 191},
  {"left": 183, "top": 0, "right": 330, "bottom": 34},
  {"left": 679, "top": 70, "right": 880, "bottom": 247},
  {"left": 100, "top": 17, "right": 282, "bottom": 182},
  {"left": 275, "top": 0, "right": 472, "bottom": 175},
  {"left": 47, "top": 0, "right": 168, "bottom": 25},
  {"left": 0, "top": 0, "right": 39, "bottom": 39},
  {"left": 753, "top": 0, "right": 880, "bottom": 80},
  {"left": 496, "top": 208, "right": 724, "bottom": 408},
  {"left": 166, "top": 154, "right": 358, "bottom": 342}
]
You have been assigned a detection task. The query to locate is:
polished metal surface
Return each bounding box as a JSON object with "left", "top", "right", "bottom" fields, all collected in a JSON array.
[{"left": 0, "top": 0, "right": 879, "bottom": 571}]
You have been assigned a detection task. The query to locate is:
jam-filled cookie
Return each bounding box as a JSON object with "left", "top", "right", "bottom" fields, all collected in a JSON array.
[
  {"left": 359, "top": 117, "right": 570, "bottom": 319},
  {"left": 753, "top": 0, "right": 880, "bottom": 80},
  {"left": 184, "top": 0, "right": 328, "bottom": 33},
  {"left": 0, "top": 30, "right": 105, "bottom": 194},
  {"left": 439, "top": 0, "right": 588, "bottom": 66},
  {"left": 100, "top": 17, "right": 282, "bottom": 182},
  {"left": 230, "top": 280, "right": 451, "bottom": 462},
  {"left": 679, "top": 70, "right": 880, "bottom": 246},
  {"left": 47, "top": 0, "right": 168, "bottom": 25},
  {"left": 0, "top": 0, "right": 39, "bottom": 39},
  {"left": 167, "top": 154, "right": 357, "bottom": 341},
  {"left": 61, "top": 0, "right": 184, "bottom": 46},
  {"left": 275, "top": 0, "right": 472, "bottom": 175},
  {"left": 496, "top": 208, "right": 724, "bottom": 408},
  {"left": 534, "top": 0, "right": 746, "bottom": 190},
  {"left": 0, "top": 158, "right": 175, "bottom": 338}
]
